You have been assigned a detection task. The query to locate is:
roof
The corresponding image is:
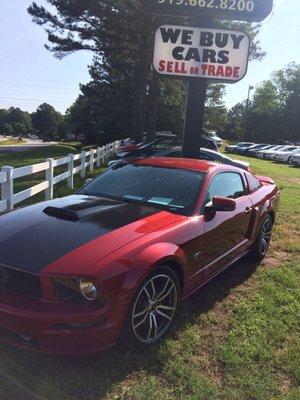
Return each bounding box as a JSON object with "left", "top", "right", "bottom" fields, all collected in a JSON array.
[{"left": 133, "top": 157, "right": 217, "bottom": 173}]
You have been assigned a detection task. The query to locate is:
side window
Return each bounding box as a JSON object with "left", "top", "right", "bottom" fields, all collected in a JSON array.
[
  {"left": 206, "top": 172, "right": 245, "bottom": 203},
  {"left": 247, "top": 174, "right": 261, "bottom": 192}
]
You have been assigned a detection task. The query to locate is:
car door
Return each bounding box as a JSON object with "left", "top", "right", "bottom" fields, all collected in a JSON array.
[{"left": 199, "top": 172, "right": 253, "bottom": 277}]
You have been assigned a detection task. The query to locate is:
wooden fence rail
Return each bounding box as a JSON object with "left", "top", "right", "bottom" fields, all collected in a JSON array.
[{"left": 0, "top": 140, "right": 122, "bottom": 214}]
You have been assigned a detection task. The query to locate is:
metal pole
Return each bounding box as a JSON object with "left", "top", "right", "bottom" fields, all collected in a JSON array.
[
  {"left": 243, "top": 85, "right": 253, "bottom": 140},
  {"left": 182, "top": 15, "right": 213, "bottom": 159}
]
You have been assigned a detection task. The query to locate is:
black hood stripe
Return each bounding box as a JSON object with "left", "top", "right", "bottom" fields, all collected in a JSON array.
[{"left": 0, "top": 196, "right": 159, "bottom": 274}]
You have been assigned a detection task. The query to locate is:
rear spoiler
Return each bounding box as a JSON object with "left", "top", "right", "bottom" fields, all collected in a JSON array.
[{"left": 255, "top": 175, "right": 275, "bottom": 185}]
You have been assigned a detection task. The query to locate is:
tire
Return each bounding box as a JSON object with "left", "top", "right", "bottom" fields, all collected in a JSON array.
[
  {"left": 250, "top": 215, "right": 273, "bottom": 260},
  {"left": 119, "top": 266, "right": 180, "bottom": 348}
]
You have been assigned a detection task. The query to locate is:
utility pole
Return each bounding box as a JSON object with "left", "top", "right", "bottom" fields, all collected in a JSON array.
[
  {"left": 243, "top": 85, "right": 254, "bottom": 140},
  {"left": 182, "top": 15, "right": 213, "bottom": 159}
]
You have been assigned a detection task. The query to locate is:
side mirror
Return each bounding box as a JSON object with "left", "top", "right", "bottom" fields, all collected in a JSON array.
[
  {"left": 85, "top": 178, "right": 93, "bottom": 185},
  {"left": 205, "top": 196, "right": 236, "bottom": 216}
]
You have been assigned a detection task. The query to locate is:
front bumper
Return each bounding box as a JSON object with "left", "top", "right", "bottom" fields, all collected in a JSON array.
[{"left": 0, "top": 291, "right": 126, "bottom": 354}]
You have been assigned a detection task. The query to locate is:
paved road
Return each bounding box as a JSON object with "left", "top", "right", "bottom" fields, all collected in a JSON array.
[{"left": 0, "top": 143, "right": 56, "bottom": 153}]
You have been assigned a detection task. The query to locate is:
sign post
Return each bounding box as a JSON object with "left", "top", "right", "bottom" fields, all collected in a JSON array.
[
  {"left": 184, "top": 15, "right": 212, "bottom": 159},
  {"left": 152, "top": 21, "right": 250, "bottom": 157},
  {"left": 132, "top": 0, "right": 273, "bottom": 158}
]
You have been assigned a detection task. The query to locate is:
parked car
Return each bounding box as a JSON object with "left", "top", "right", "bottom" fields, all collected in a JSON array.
[
  {"left": 238, "top": 144, "right": 269, "bottom": 156},
  {"left": 289, "top": 153, "right": 300, "bottom": 166},
  {"left": 256, "top": 145, "right": 283, "bottom": 159},
  {"left": 263, "top": 146, "right": 291, "bottom": 160},
  {"left": 116, "top": 133, "right": 179, "bottom": 154},
  {"left": 157, "top": 147, "right": 251, "bottom": 171},
  {"left": 225, "top": 142, "right": 254, "bottom": 154},
  {"left": 247, "top": 145, "right": 275, "bottom": 158},
  {"left": 110, "top": 136, "right": 219, "bottom": 166},
  {"left": 0, "top": 158, "right": 279, "bottom": 354},
  {"left": 202, "top": 129, "right": 223, "bottom": 147},
  {"left": 272, "top": 147, "right": 300, "bottom": 163}
]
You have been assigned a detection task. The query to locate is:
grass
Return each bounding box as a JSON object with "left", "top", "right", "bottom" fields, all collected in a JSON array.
[
  {"left": 0, "top": 145, "right": 102, "bottom": 208},
  {"left": 0, "top": 139, "right": 26, "bottom": 146},
  {"left": 0, "top": 149, "right": 299, "bottom": 400}
]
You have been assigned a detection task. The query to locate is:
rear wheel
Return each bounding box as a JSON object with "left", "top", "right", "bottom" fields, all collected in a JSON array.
[
  {"left": 120, "top": 266, "right": 180, "bottom": 347},
  {"left": 250, "top": 215, "right": 273, "bottom": 260}
]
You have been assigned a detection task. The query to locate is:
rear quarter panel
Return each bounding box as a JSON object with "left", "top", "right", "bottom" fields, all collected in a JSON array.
[{"left": 248, "top": 182, "right": 280, "bottom": 241}]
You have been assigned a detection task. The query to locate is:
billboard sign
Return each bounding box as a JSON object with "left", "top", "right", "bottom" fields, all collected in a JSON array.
[{"left": 153, "top": 25, "right": 250, "bottom": 82}]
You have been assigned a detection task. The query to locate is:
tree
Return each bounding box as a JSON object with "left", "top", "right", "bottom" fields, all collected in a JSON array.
[
  {"left": 2, "top": 123, "right": 13, "bottom": 136},
  {"left": 13, "top": 123, "right": 27, "bottom": 136},
  {"left": 32, "top": 103, "right": 62, "bottom": 141},
  {"left": 4, "top": 107, "right": 32, "bottom": 135},
  {"left": 228, "top": 63, "right": 300, "bottom": 143},
  {"left": 28, "top": 1, "right": 265, "bottom": 143}
]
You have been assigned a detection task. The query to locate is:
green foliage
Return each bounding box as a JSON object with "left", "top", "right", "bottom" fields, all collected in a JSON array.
[
  {"left": 31, "top": 103, "right": 63, "bottom": 141},
  {"left": 225, "top": 63, "right": 300, "bottom": 143},
  {"left": 2, "top": 123, "right": 13, "bottom": 135},
  {"left": 0, "top": 107, "right": 32, "bottom": 136}
]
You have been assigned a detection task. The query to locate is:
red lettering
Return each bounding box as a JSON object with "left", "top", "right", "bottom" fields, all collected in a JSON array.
[
  {"left": 175, "top": 62, "right": 181, "bottom": 74},
  {"left": 167, "top": 61, "right": 173, "bottom": 73},
  {"left": 158, "top": 60, "right": 165, "bottom": 72},
  {"left": 208, "top": 65, "right": 216, "bottom": 76},
  {"left": 233, "top": 67, "right": 240, "bottom": 78},
  {"left": 225, "top": 66, "right": 233, "bottom": 77},
  {"left": 201, "top": 64, "right": 208, "bottom": 75},
  {"left": 216, "top": 66, "right": 224, "bottom": 77},
  {"left": 181, "top": 62, "right": 188, "bottom": 74}
]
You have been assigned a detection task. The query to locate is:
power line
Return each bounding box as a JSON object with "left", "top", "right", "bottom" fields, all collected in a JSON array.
[
  {"left": 0, "top": 82, "right": 80, "bottom": 92},
  {"left": 0, "top": 96, "right": 72, "bottom": 104}
]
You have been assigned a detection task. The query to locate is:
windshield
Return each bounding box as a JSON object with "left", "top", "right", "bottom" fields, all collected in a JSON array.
[
  {"left": 282, "top": 147, "right": 297, "bottom": 152},
  {"left": 78, "top": 164, "right": 205, "bottom": 215}
]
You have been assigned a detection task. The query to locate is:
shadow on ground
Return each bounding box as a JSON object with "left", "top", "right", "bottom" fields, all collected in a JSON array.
[{"left": 0, "top": 255, "right": 261, "bottom": 400}]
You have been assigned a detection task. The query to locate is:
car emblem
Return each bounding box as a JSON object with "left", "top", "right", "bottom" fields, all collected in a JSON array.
[
  {"left": 193, "top": 250, "right": 202, "bottom": 262},
  {"left": 0, "top": 266, "right": 10, "bottom": 289}
]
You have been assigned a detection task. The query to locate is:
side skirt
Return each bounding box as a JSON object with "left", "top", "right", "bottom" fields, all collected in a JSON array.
[{"left": 181, "top": 249, "right": 250, "bottom": 301}]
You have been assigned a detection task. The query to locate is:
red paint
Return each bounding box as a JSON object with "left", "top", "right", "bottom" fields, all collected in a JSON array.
[{"left": 0, "top": 159, "right": 280, "bottom": 354}]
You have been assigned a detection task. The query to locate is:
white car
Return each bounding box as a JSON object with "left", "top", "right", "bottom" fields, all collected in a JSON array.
[
  {"left": 257, "top": 145, "right": 283, "bottom": 159},
  {"left": 202, "top": 129, "right": 223, "bottom": 147},
  {"left": 289, "top": 153, "right": 300, "bottom": 166},
  {"left": 272, "top": 147, "right": 300, "bottom": 163}
]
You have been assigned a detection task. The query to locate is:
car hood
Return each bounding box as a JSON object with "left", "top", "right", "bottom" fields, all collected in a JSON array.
[{"left": 0, "top": 195, "right": 183, "bottom": 275}]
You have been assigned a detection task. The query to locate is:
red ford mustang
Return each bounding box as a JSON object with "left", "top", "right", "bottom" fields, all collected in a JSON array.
[{"left": 0, "top": 158, "right": 279, "bottom": 354}]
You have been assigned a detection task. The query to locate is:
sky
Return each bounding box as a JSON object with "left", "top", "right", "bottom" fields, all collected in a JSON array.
[{"left": 0, "top": 0, "right": 299, "bottom": 114}]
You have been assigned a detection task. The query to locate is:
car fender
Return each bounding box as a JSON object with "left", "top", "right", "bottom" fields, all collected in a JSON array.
[
  {"left": 100, "top": 242, "right": 188, "bottom": 335},
  {"left": 124, "top": 242, "right": 188, "bottom": 294}
]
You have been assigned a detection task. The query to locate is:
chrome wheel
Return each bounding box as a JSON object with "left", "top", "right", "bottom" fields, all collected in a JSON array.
[
  {"left": 132, "top": 274, "right": 178, "bottom": 344},
  {"left": 259, "top": 218, "right": 272, "bottom": 257}
]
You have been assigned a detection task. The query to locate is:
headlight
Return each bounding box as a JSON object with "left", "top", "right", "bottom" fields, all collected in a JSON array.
[
  {"left": 54, "top": 278, "right": 101, "bottom": 303},
  {"left": 79, "top": 279, "right": 98, "bottom": 302}
]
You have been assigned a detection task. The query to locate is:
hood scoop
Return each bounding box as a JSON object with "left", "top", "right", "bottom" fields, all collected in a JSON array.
[
  {"left": 43, "top": 198, "right": 124, "bottom": 222},
  {"left": 43, "top": 206, "right": 80, "bottom": 221}
]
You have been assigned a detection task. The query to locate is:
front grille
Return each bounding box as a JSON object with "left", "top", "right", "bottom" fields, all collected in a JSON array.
[{"left": 0, "top": 264, "right": 42, "bottom": 299}]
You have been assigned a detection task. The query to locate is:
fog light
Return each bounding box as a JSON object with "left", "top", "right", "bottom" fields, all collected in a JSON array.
[{"left": 79, "top": 279, "right": 98, "bottom": 302}]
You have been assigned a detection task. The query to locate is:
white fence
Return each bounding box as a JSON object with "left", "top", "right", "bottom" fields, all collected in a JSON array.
[{"left": 0, "top": 140, "right": 121, "bottom": 214}]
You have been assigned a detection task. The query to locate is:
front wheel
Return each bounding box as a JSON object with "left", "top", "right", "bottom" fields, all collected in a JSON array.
[
  {"left": 250, "top": 215, "right": 273, "bottom": 260},
  {"left": 120, "top": 266, "right": 180, "bottom": 347}
]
